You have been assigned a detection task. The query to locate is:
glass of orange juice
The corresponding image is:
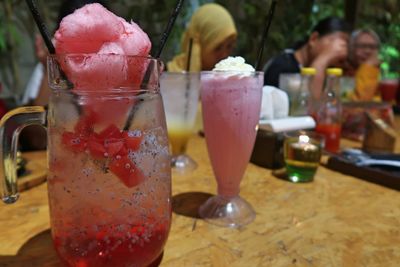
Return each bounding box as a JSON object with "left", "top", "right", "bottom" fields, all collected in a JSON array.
[{"left": 160, "top": 72, "right": 200, "bottom": 173}]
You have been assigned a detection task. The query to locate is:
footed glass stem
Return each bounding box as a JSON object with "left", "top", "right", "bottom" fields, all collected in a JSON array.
[
  {"left": 198, "top": 195, "right": 255, "bottom": 228},
  {"left": 171, "top": 154, "right": 197, "bottom": 173}
]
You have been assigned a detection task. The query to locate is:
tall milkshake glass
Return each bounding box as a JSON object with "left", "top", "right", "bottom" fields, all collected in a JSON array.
[
  {"left": 199, "top": 70, "right": 263, "bottom": 227},
  {"left": 0, "top": 54, "right": 171, "bottom": 267}
]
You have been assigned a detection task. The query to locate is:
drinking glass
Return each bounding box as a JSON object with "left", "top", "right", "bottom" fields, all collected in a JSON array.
[
  {"left": 379, "top": 79, "right": 399, "bottom": 104},
  {"left": 279, "top": 73, "right": 301, "bottom": 102},
  {"left": 198, "top": 71, "right": 263, "bottom": 227},
  {"left": 284, "top": 131, "right": 324, "bottom": 183},
  {"left": 0, "top": 54, "right": 171, "bottom": 267},
  {"left": 160, "top": 72, "right": 200, "bottom": 172}
]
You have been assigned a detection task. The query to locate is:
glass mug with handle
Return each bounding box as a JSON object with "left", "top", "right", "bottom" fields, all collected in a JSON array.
[{"left": 0, "top": 54, "right": 171, "bottom": 267}]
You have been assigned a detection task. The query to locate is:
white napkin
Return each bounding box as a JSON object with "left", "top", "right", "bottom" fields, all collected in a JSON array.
[
  {"left": 22, "top": 63, "right": 44, "bottom": 105},
  {"left": 259, "top": 116, "right": 316, "bottom": 133},
  {"left": 260, "top": 86, "right": 289, "bottom": 120}
]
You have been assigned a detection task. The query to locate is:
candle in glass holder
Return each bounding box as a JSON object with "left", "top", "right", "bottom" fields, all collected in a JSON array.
[{"left": 284, "top": 132, "right": 324, "bottom": 182}]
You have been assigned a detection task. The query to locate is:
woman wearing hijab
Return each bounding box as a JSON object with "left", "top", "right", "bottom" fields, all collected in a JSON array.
[
  {"left": 167, "top": 4, "right": 237, "bottom": 134},
  {"left": 167, "top": 3, "right": 237, "bottom": 72}
]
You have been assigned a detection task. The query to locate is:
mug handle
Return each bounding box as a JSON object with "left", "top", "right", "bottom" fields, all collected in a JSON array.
[{"left": 0, "top": 106, "right": 46, "bottom": 204}]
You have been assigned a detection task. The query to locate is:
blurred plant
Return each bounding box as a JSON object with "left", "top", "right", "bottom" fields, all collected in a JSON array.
[
  {"left": 1, "top": 0, "right": 399, "bottom": 104},
  {"left": 310, "top": 0, "right": 344, "bottom": 26},
  {"left": 215, "top": 0, "right": 314, "bottom": 67},
  {"left": 0, "top": 0, "right": 79, "bottom": 102},
  {"left": 358, "top": 0, "right": 400, "bottom": 79},
  {"left": 0, "top": 0, "right": 24, "bottom": 98},
  {"left": 114, "top": 0, "right": 213, "bottom": 63},
  {"left": 380, "top": 45, "right": 400, "bottom": 79},
  {"left": 0, "top": 0, "right": 56, "bottom": 101}
]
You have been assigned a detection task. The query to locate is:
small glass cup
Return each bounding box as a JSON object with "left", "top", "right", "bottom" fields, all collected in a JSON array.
[
  {"left": 160, "top": 72, "right": 200, "bottom": 173},
  {"left": 279, "top": 73, "right": 301, "bottom": 102},
  {"left": 283, "top": 131, "right": 324, "bottom": 183}
]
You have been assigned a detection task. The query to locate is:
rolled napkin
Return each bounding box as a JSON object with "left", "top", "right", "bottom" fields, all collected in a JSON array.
[
  {"left": 260, "top": 86, "right": 289, "bottom": 120},
  {"left": 260, "top": 86, "right": 273, "bottom": 120},
  {"left": 260, "top": 116, "right": 316, "bottom": 133}
]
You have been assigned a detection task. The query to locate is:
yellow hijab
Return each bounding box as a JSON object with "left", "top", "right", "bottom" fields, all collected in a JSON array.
[{"left": 167, "top": 3, "right": 237, "bottom": 72}]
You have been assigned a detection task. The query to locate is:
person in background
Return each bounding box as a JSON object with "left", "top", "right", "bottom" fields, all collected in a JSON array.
[
  {"left": 345, "top": 29, "right": 381, "bottom": 101},
  {"left": 264, "top": 17, "right": 351, "bottom": 100},
  {"left": 20, "top": 0, "right": 109, "bottom": 151},
  {"left": 167, "top": 3, "right": 237, "bottom": 71},
  {"left": 23, "top": 0, "right": 109, "bottom": 107},
  {"left": 167, "top": 3, "right": 237, "bottom": 135}
]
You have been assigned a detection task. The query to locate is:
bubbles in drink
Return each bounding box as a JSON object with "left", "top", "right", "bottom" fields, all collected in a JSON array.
[{"left": 127, "top": 129, "right": 142, "bottom": 137}]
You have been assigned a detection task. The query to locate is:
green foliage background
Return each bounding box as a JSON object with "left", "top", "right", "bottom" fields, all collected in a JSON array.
[{"left": 0, "top": 0, "right": 399, "bottom": 100}]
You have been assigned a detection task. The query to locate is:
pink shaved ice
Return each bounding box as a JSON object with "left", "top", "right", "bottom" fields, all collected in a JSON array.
[
  {"left": 54, "top": 3, "right": 152, "bottom": 91},
  {"left": 61, "top": 52, "right": 126, "bottom": 91},
  {"left": 116, "top": 18, "right": 152, "bottom": 56}
]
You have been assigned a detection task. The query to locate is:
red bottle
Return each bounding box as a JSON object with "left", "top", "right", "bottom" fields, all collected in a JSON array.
[{"left": 315, "top": 68, "right": 343, "bottom": 153}]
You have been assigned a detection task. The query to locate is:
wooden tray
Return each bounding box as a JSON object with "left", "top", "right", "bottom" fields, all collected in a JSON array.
[
  {"left": 17, "top": 151, "right": 47, "bottom": 192},
  {"left": 323, "top": 155, "right": 400, "bottom": 190}
]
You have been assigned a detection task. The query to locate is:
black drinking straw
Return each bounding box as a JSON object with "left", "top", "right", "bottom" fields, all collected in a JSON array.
[
  {"left": 184, "top": 38, "right": 194, "bottom": 120},
  {"left": 155, "top": 0, "right": 185, "bottom": 59},
  {"left": 254, "top": 0, "right": 277, "bottom": 71},
  {"left": 123, "top": 0, "right": 185, "bottom": 130},
  {"left": 25, "top": 0, "right": 55, "bottom": 54},
  {"left": 26, "top": 0, "right": 74, "bottom": 91},
  {"left": 185, "top": 38, "right": 193, "bottom": 72}
]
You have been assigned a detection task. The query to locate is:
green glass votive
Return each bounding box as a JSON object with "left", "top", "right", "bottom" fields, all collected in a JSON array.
[{"left": 283, "top": 131, "right": 324, "bottom": 182}]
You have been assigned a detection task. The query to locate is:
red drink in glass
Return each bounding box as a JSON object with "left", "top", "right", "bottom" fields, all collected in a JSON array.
[
  {"left": 0, "top": 3, "right": 171, "bottom": 265},
  {"left": 54, "top": 223, "right": 169, "bottom": 266},
  {"left": 315, "top": 123, "right": 341, "bottom": 153},
  {"left": 379, "top": 79, "right": 399, "bottom": 103},
  {"left": 0, "top": 55, "right": 171, "bottom": 267},
  {"left": 46, "top": 55, "right": 171, "bottom": 267}
]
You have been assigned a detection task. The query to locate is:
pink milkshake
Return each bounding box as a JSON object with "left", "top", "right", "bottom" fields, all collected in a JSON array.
[
  {"left": 202, "top": 73, "right": 262, "bottom": 196},
  {"left": 199, "top": 57, "right": 263, "bottom": 227}
]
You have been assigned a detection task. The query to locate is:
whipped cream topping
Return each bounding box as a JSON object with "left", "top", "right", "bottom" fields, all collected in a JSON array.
[{"left": 213, "top": 56, "right": 255, "bottom": 72}]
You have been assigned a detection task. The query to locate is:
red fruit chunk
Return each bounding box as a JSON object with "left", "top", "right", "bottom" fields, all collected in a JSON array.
[
  {"left": 109, "top": 156, "right": 144, "bottom": 188},
  {"left": 104, "top": 139, "right": 125, "bottom": 157},
  {"left": 84, "top": 97, "right": 134, "bottom": 126},
  {"left": 61, "top": 120, "right": 146, "bottom": 187},
  {"left": 118, "top": 145, "right": 128, "bottom": 156},
  {"left": 61, "top": 132, "right": 87, "bottom": 153},
  {"left": 123, "top": 131, "right": 142, "bottom": 151},
  {"left": 87, "top": 139, "right": 107, "bottom": 160},
  {"left": 74, "top": 110, "right": 99, "bottom": 136},
  {"left": 74, "top": 119, "right": 93, "bottom": 136},
  {"left": 99, "top": 124, "right": 122, "bottom": 139}
]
